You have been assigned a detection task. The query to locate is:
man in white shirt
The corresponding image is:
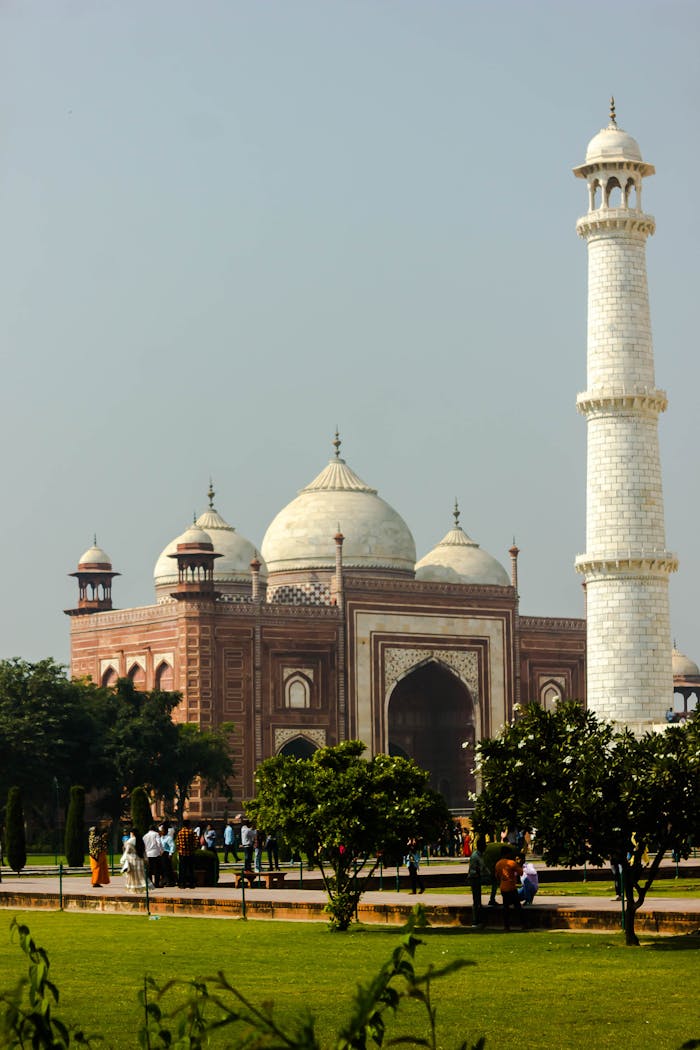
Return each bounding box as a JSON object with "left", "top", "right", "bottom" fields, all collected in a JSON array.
[
  {"left": 143, "top": 824, "right": 164, "bottom": 888},
  {"left": 240, "top": 822, "right": 255, "bottom": 870}
]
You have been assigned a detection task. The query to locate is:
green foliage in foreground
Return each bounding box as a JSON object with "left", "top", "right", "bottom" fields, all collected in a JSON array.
[
  {"left": 0, "top": 912, "right": 483, "bottom": 1050},
  {"left": 0, "top": 912, "right": 698, "bottom": 1049}
]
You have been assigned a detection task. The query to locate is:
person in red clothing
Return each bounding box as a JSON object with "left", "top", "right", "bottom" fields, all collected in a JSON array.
[
  {"left": 494, "top": 848, "right": 524, "bottom": 931},
  {"left": 176, "top": 820, "right": 198, "bottom": 889}
]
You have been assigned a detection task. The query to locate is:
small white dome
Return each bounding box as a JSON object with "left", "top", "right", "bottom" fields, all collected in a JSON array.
[
  {"left": 585, "top": 123, "right": 643, "bottom": 164},
  {"left": 672, "top": 646, "right": 700, "bottom": 679},
  {"left": 175, "top": 524, "right": 213, "bottom": 548},
  {"left": 78, "top": 542, "right": 112, "bottom": 568},
  {"left": 154, "top": 493, "right": 265, "bottom": 592},
  {"left": 416, "top": 511, "right": 509, "bottom": 587},
  {"left": 262, "top": 443, "right": 416, "bottom": 575}
]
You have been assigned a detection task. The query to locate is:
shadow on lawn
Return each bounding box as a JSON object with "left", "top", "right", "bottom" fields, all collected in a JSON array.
[{"left": 645, "top": 930, "right": 700, "bottom": 952}]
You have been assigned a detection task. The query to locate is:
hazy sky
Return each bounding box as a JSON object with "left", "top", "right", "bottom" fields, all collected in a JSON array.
[{"left": 2, "top": 1, "right": 698, "bottom": 666}]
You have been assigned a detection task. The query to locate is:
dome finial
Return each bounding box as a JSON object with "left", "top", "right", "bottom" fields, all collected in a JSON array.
[
  {"left": 208, "top": 478, "right": 215, "bottom": 509},
  {"left": 93, "top": 533, "right": 97, "bottom": 547},
  {"left": 609, "top": 96, "right": 617, "bottom": 126},
  {"left": 193, "top": 510, "right": 197, "bottom": 525},
  {"left": 333, "top": 427, "right": 341, "bottom": 459},
  {"left": 453, "top": 499, "right": 460, "bottom": 529}
]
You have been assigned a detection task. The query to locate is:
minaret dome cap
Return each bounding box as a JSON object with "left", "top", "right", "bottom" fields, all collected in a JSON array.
[{"left": 77, "top": 542, "right": 113, "bottom": 570}]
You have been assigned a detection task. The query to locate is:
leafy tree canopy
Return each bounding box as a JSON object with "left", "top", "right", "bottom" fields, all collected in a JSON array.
[
  {"left": 172, "top": 722, "right": 235, "bottom": 823},
  {"left": 0, "top": 659, "right": 235, "bottom": 831},
  {"left": 247, "top": 740, "right": 450, "bottom": 929},
  {"left": 472, "top": 701, "right": 700, "bottom": 945},
  {"left": 0, "top": 659, "right": 103, "bottom": 814}
]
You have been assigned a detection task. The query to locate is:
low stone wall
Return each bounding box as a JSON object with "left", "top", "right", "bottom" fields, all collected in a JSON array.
[{"left": 0, "top": 888, "right": 697, "bottom": 937}]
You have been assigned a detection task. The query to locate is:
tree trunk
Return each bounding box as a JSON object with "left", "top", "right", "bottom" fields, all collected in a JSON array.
[{"left": 622, "top": 862, "right": 639, "bottom": 946}]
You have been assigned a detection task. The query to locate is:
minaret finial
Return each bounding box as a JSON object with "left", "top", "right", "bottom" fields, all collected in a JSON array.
[
  {"left": 453, "top": 499, "right": 460, "bottom": 528},
  {"left": 609, "top": 96, "right": 616, "bottom": 126},
  {"left": 93, "top": 533, "right": 97, "bottom": 547},
  {"left": 208, "top": 478, "right": 215, "bottom": 509},
  {"left": 333, "top": 427, "right": 341, "bottom": 459},
  {"left": 193, "top": 510, "right": 197, "bottom": 525}
]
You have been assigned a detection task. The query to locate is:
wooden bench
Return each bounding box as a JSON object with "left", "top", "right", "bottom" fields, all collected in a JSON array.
[
  {"left": 259, "top": 870, "right": 286, "bottom": 889},
  {"left": 234, "top": 870, "right": 257, "bottom": 888},
  {"left": 234, "top": 870, "right": 286, "bottom": 889},
  {"left": 234, "top": 869, "right": 285, "bottom": 886}
]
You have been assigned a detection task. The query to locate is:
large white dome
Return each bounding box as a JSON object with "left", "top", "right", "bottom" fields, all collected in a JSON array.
[
  {"left": 261, "top": 445, "right": 416, "bottom": 575},
  {"left": 154, "top": 490, "right": 265, "bottom": 594},
  {"left": 415, "top": 507, "right": 509, "bottom": 587}
]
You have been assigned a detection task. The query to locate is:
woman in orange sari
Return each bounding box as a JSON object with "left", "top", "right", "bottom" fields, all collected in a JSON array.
[{"left": 88, "top": 821, "right": 111, "bottom": 888}]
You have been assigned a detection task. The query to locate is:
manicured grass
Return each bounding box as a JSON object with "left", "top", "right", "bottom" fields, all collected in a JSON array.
[
  {"left": 0, "top": 911, "right": 698, "bottom": 1048},
  {"left": 424, "top": 878, "right": 700, "bottom": 899}
]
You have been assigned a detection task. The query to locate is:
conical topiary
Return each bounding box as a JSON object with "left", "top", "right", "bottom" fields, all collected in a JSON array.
[
  {"left": 130, "top": 786, "right": 153, "bottom": 836},
  {"left": 64, "top": 785, "right": 86, "bottom": 867},
  {"left": 5, "top": 786, "right": 27, "bottom": 875}
]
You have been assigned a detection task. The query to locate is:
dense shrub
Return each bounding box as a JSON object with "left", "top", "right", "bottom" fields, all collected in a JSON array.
[
  {"left": 130, "top": 786, "right": 152, "bottom": 836},
  {"left": 193, "top": 848, "right": 219, "bottom": 886},
  {"left": 64, "top": 786, "right": 85, "bottom": 867},
  {"left": 5, "top": 787, "right": 26, "bottom": 875}
]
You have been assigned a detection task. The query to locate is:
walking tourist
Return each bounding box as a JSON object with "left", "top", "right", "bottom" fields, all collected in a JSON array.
[
  {"left": 176, "top": 820, "right": 198, "bottom": 889},
  {"left": 88, "top": 820, "right": 111, "bottom": 888},
  {"left": 468, "top": 836, "right": 486, "bottom": 926},
  {"left": 143, "top": 824, "right": 164, "bottom": 887},
  {"left": 120, "top": 829, "right": 147, "bottom": 893},
  {"left": 494, "top": 847, "right": 524, "bottom": 931},
  {"left": 405, "top": 837, "right": 425, "bottom": 894}
]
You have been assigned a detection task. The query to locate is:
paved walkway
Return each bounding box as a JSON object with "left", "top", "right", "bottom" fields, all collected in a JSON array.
[{"left": 1, "top": 864, "right": 698, "bottom": 935}]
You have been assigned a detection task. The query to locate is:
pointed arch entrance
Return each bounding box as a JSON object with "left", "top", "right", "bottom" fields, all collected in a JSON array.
[
  {"left": 278, "top": 736, "right": 318, "bottom": 760},
  {"left": 387, "top": 660, "right": 476, "bottom": 808}
]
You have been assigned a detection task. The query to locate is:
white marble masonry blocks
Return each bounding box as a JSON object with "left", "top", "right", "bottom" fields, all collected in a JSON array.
[{"left": 574, "top": 109, "right": 676, "bottom": 731}]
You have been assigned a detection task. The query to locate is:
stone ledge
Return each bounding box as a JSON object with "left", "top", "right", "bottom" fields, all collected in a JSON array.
[{"left": 0, "top": 890, "right": 696, "bottom": 936}]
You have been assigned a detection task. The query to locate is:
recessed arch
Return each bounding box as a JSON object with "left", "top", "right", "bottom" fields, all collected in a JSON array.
[
  {"left": 128, "top": 662, "right": 146, "bottom": 691},
  {"left": 539, "top": 678, "right": 563, "bottom": 710},
  {"left": 101, "top": 666, "right": 118, "bottom": 688},
  {"left": 277, "top": 735, "right": 318, "bottom": 759},
  {"left": 285, "top": 673, "right": 311, "bottom": 709},
  {"left": 155, "top": 661, "right": 173, "bottom": 691},
  {"left": 387, "top": 659, "right": 477, "bottom": 808}
]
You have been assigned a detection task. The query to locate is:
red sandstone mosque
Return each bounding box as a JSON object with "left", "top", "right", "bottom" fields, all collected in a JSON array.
[{"left": 66, "top": 432, "right": 586, "bottom": 817}]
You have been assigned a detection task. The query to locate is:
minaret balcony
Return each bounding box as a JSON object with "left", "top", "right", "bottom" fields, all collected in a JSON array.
[
  {"left": 576, "top": 209, "right": 655, "bottom": 239},
  {"left": 575, "top": 550, "right": 678, "bottom": 577},
  {"left": 576, "top": 387, "right": 667, "bottom": 417}
]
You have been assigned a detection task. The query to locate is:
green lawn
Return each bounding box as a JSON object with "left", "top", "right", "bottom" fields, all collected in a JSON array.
[{"left": 0, "top": 911, "right": 697, "bottom": 1049}]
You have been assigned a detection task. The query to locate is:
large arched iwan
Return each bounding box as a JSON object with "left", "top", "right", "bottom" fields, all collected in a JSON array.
[{"left": 387, "top": 660, "right": 476, "bottom": 809}]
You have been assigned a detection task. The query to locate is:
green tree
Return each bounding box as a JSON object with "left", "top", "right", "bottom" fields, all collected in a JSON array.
[
  {"left": 5, "top": 787, "right": 27, "bottom": 875},
  {"left": 172, "top": 722, "right": 235, "bottom": 823},
  {"left": 247, "top": 740, "right": 450, "bottom": 930},
  {"left": 0, "top": 659, "right": 103, "bottom": 824},
  {"left": 93, "top": 679, "right": 180, "bottom": 820},
  {"left": 472, "top": 702, "right": 700, "bottom": 946},
  {"left": 64, "top": 786, "right": 86, "bottom": 867},
  {"left": 130, "top": 786, "right": 153, "bottom": 836}
]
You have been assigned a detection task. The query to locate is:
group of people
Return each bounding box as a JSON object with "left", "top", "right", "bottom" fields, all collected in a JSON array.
[
  {"left": 119, "top": 823, "right": 178, "bottom": 893},
  {"left": 87, "top": 817, "right": 281, "bottom": 894},
  {"left": 467, "top": 839, "right": 539, "bottom": 929},
  {"left": 240, "top": 822, "right": 279, "bottom": 873}
]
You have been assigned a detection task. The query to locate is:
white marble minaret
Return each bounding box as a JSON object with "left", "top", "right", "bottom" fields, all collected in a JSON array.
[{"left": 574, "top": 101, "right": 677, "bottom": 732}]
